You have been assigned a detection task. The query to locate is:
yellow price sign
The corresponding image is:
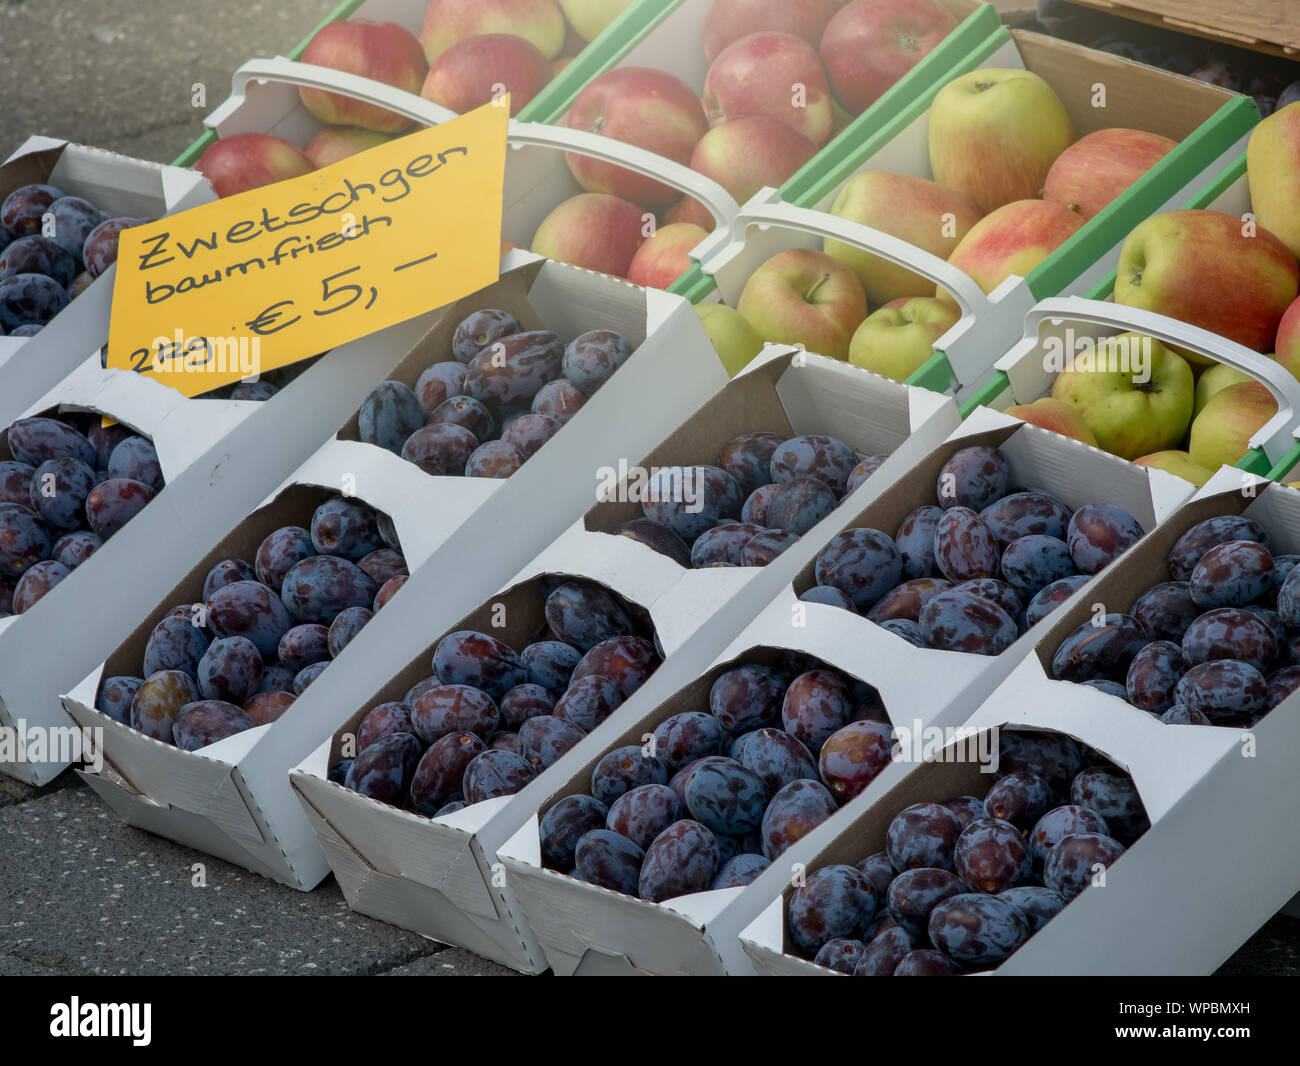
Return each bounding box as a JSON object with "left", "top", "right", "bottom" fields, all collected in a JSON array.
[{"left": 107, "top": 101, "right": 508, "bottom": 396}]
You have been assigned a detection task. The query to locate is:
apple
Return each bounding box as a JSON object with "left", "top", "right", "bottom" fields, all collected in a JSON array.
[
  {"left": 420, "top": 0, "right": 566, "bottom": 63},
  {"left": 1247, "top": 101, "right": 1300, "bottom": 260},
  {"left": 303, "top": 127, "right": 391, "bottom": 169},
  {"left": 663, "top": 196, "right": 716, "bottom": 229},
  {"left": 736, "top": 248, "right": 868, "bottom": 360},
  {"left": 1048, "top": 332, "right": 1194, "bottom": 459},
  {"left": 531, "top": 192, "right": 647, "bottom": 277},
  {"left": 702, "top": 32, "right": 835, "bottom": 148},
  {"left": 689, "top": 117, "right": 820, "bottom": 206},
  {"left": 421, "top": 33, "right": 552, "bottom": 115},
  {"left": 1188, "top": 380, "right": 1278, "bottom": 470},
  {"left": 1113, "top": 210, "right": 1300, "bottom": 353},
  {"left": 940, "top": 199, "right": 1085, "bottom": 303},
  {"left": 847, "top": 296, "right": 959, "bottom": 380},
  {"left": 1194, "top": 361, "right": 1255, "bottom": 415},
  {"left": 703, "top": 0, "right": 844, "bottom": 62},
  {"left": 627, "top": 222, "right": 708, "bottom": 289},
  {"left": 824, "top": 170, "right": 983, "bottom": 305},
  {"left": 695, "top": 303, "right": 767, "bottom": 376},
  {"left": 551, "top": 57, "right": 574, "bottom": 78},
  {"left": 820, "top": 0, "right": 959, "bottom": 117},
  {"left": 196, "top": 134, "right": 315, "bottom": 198},
  {"left": 559, "top": 0, "right": 633, "bottom": 42},
  {"left": 299, "top": 20, "right": 428, "bottom": 133},
  {"left": 1043, "top": 128, "right": 1177, "bottom": 220},
  {"left": 1133, "top": 450, "right": 1214, "bottom": 487},
  {"left": 928, "top": 68, "right": 1074, "bottom": 212},
  {"left": 501, "top": 238, "right": 526, "bottom": 260},
  {"left": 563, "top": 67, "right": 709, "bottom": 207},
  {"left": 1277, "top": 296, "right": 1300, "bottom": 378},
  {"left": 1002, "top": 397, "right": 1098, "bottom": 447}
]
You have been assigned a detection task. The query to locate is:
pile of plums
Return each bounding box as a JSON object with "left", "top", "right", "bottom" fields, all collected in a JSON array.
[
  {"left": 1053, "top": 514, "right": 1300, "bottom": 727},
  {"left": 617, "top": 432, "right": 888, "bottom": 570},
  {"left": 356, "top": 308, "right": 632, "bottom": 479},
  {"left": 95, "top": 494, "right": 406, "bottom": 750},
  {"left": 538, "top": 652, "right": 898, "bottom": 903},
  {"left": 1, "top": 183, "right": 146, "bottom": 336},
  {"left": 329, "top": 578, "right": 660, "bottom": 816},
  {"left": 801, "top": 444, "right": 1147, "bottom": 655},
  {"left": 788, "top": 729, "right": 1145, "bottom": 976},
  {"left": 1, "top": 414, "right": 163, "bottom": 617}
]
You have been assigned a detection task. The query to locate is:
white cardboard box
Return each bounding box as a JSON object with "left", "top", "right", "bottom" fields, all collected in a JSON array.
[
  {"left": 742, "top": 465, "right": 1300, "bottom": 976},
  {"left": 0, "top": 138, "right": 214, "bottom": 424},
  {"left": 495, "top": 412, "right": 1197, "bottom": 974}
]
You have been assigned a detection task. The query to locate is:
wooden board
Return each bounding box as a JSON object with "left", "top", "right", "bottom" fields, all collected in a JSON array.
[{"left": 1070, "top": 0, "right": 1299, "bottom": 58}]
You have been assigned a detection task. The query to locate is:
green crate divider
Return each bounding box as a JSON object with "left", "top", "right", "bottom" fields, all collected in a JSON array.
[
  {"left": 172, "top": 129, "right": 215, "bottom": 168},
  {"left": 1185, "top": 151, "right": 1249, "bottom": 209},
  {"left": 1268, "top": 441, "right": 1300, "bottom": 482},
  {"left": 667, "top": 263, "right": 715, "bottom": 304},
  {"left": 906, "top": 350, "right": 958, "bottom": 394},
  {"left": 959, "top": 371, "right": 1010, "bottom": 418},
  {"left": 1236, "top": 447, "right": 1273, "bottom": 477}
]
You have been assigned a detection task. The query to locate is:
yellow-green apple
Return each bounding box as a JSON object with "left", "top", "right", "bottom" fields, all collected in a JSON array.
[
  {"left": 563, "top": 68, "right": 709, "bottom": 207},
  {"left": 627, "top": 222, "right": 708, "bottom": 289},
  {"left": 531, "top": 193, "right": 647, "bottom": 277},
  {"left": 1194, "top": 361, "right": 1255, "bottom": 415},
  {"left": 689, "top": 117, "right": 820, "bottom": 206},
  {"left": 1188, "top": 380, "right": 1278, "bottom": 470},
  {"left": 702, "top": 32, "right": 835, "bottom": 148},
  {"left": 736, "top": 248, "right": 868, "bottom": 360},
  {"left": 559, "top": 0, "right": 633, "bottom": 42},
  {"left": 928, "top": 68, "right": 1074, "bottom": 212},
  {"left": 703, "top": 0, "right": 844, "bottom": 62},
  {"left": 1133, "top": 450, "right": 1213, "bottom": 487},
  {"left": 421, "top": 33, "right": 552, "bottom": 115},
  {"left": 847, "top": 296, "right": 959, "bottom": 380},
  {"left": 303, "top": 127, "right": 391, "bottom": 169},
  {"left": 1113, "top": 210, "right": 1300, "bottom": 353},
  {"left": 1043, "top": 128, "right": 1177, "bottom": 220},
  {"left": 695, "top": 303, "right": 767, "bottom": 375},
  {"left": 196, "top": 134, "right": 315, "bottom": 198},
  {"left": 421, "top": 0, "right": 566, "bottom": 63},
  {"left": 940, "top": 199, "right": 1084, "bottom": 303},
  {"left": 824, "top": 170, "right": 983, "bottom": 304},
  {"left": 1001, "top": 397, "right": 1098, "bottom": 447},
  {"left": 298, "top": 20, "right": 428, "bottom": 133},
  {"left": 820, "top": 0, "right": 959, "bottom": 116},
  {"left": 1048, "top": 332, "right": 1193, "bottom": 459},
  {"left": 1275, "top": 295, "right": 1300, "bottom": 378},
  {"left": 664, "top": 196, "right": 716, "bottom": 229},
  {"left": 1247, "top": 101, "right": 1300, "bottom": 259}
]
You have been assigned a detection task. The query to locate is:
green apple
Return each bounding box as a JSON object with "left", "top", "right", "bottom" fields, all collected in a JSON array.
[
  {"left": 848, "top": 297, "right": 960, "bottom": 381},
  {"left": 1133, "top": 450, "right": 1214, "bottom": 487},
  {"left": 1188, "top": 380, "right": 1278, "bottom": 470},
  {"left": 1002, "top": 396, "right": 1098, "bottom": 447},
  {"left": 736, "top": 248, "right": 868, "bottom": 361},
  {"left": 1049, "top": 332, "right": 1193, "bottom": 459},
  {"left": 694, "top": 303, "right": 765, "bottom": 376},
  {"left": 1194, "top": 362, "right": 1255, "bottom": 416}
]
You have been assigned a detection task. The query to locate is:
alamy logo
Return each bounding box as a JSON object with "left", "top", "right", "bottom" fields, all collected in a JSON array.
[
  {"left": 1042, "top": 329, "right": 1153, "bottom": 385},
  {"left": 594, "top": 462, "right": 705, "bottom": 513},
  {"left": 49, "top": 999, "right": 151, "bottom": 1046}
]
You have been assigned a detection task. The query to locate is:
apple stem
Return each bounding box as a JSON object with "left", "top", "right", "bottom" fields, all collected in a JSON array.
[{"left": 804, "top": 273, "right": 831, "bottom": 302}]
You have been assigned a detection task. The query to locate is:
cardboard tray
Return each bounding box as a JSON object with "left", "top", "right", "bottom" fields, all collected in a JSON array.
[
  {"left": 743, "top": 465, "right": 1300, "bottom": 975},
  {"left": 1068, "top": 0, "right": 1299, "bottom": 60},
  {"left": 494, "top": 411, "right": 1197, "bottom": 975},
  {"left": 690, "top": 28, "right": 1257, "bottom": 397},
  {"left": 0, "top": 138, "right": 215, "bottom": 425}
]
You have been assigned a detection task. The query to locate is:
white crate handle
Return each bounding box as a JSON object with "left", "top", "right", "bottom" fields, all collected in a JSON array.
[
  {"left": 695, "top": 186, "right": 993, "bottom": 318},
  {"left": 1026, "top": 296, "right": 1300, "bottom": 459},
  {"left": 224, "top": 57, "right": 740, "bottom": 227}
]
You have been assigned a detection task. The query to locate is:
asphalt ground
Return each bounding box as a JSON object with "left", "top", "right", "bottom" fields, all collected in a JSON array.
[{"left": 1, "top": 0, "right": 1298, "bottom": 978}]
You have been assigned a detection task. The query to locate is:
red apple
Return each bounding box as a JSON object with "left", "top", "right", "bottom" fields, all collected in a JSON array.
[
  {"left": 1002, "top": 396, "right": 1099, "bottom": 447},
  {"left": 299, "top": 20, "right": 429, "bottom": 133},
  {"left": 303, "top": 127, "right": 392, "bottom": 169},
  {"left": 702, "top": 0, "right": 844, "bottom": 62},
  {"left": 941, "top": 199, "right": 1085, "bottom": 302},
  {"left": 420, "top": 0, "right": 567, "bottom": 64},
  {"left": 627, "top": 222, "right": 709, "bottom": 289},
  {"left": 820, "top": 0, "right": 959, "bottom": 117},
  {"left": 421, "top": 33, "right": 552, "bottom": 115},
  {"left": 563, "top": 67, "right": 709, "bottom": 207},
  {"left": 702, "top": 32, "right": 835, "bottom": 148},
  {"left": 1277, "top": 295, "right": 1300, "bottom": 379},
  {"left": 196, "top": 134, "right": 315, "bottom": 198},
  {"left": 736, "top": 248, "right": 868, "bottom": 360},
  {"left": 689, "top": 117, "right": 820, "bottom": 206},
  {"left": 1043, "top": 128, "right": 1178, "bottom": 220},
  {"left": 501, "top": 238, "right": 526, "bottom": 259},
  {"left": 531, "top": 193, "right": 648, "bottom": 277}
]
